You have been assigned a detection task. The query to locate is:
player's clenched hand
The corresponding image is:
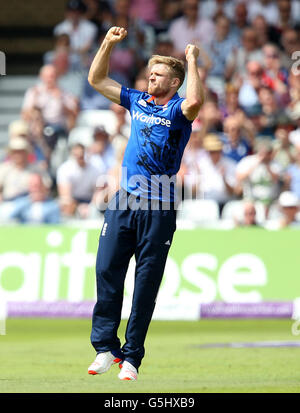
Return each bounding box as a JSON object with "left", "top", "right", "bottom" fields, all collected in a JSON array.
[
  {"left": 185, "top": 44, "right": 200, "bottom": 61},
  {"left": 105, "top": 26, "right": 127, "bottom": 44}
]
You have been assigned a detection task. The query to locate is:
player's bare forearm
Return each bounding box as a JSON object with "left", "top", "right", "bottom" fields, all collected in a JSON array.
[
  {"left": 182, "top": 45, "right": 205, "bottom": 121},
  {"left": 88, "top": 27, "right": 127, "bottom": 104},
  {"left": 88, "top": 39, "right": 114, "bottom": 84}
]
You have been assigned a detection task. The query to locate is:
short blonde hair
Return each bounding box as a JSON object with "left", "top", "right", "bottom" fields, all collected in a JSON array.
[{"left": 148, "top": 55, "right": 185, "bottom": 88}]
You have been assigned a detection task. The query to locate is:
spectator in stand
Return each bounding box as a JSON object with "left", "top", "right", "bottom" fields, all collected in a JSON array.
[
  {"left": 56, "top": 143, "right": 102, "bottom": 218},
  {"left": 196, "top": 100, "right": 224, "bottom": 141},
  {"left": 168, "top": 0, "right": 215, "bottom": 60},
  {"left": 199, "top": 0, "right": 235, "bottom": 21},
  {"left": 205, "top": 14, "right": 239, "bottom": 86},
  {"left": 179, "top": 124, "right": 205, "bottom": 198},
  {"left": 108, "top": 0, "right": 156, "bottom": 84},
  {"left": 261, "top": 43, "right": 289, "bottom": 105},
  {"left": 273, "top": 125, "right": 296, "bottom": 170},
  {"left": 225, "top": 27, "right": 264, "bottom": 82},
  {"left": 248, "top": 0, "right": 279, "bottom": 26},
  {"left": 95, "top": 137, "right": 128, "bottom": 210},
  {"left": 87, "top": 126, "right": 116, "bottom": 173},
  {"left": 0, "top": 173, "right": 61, "bottom": 224},
  {"left": 109, "top": 102, "right": 131, "bottom": 139},
  {"left": 221, "top": 115, "right": 253, "bottom": 163},
  {"left": 288, "top": 106, "right": 300, "bottom": 146},
  {"left": 155, "top": 0, "right": 182, "bottom": 33},
  {"left": 286, "top": 72, "right": 300, "bottom": 120},
  {"left": 44, "top": 33, "right": 83, "bottom": 75},
  {"left": 220, "top": 83, "right": 251, "bottom": 121},
  {"left": 153, "top": 33, "right": 176, "bottom": 59},
  {"left": 54, "top": 0, "right": 98, "bottom": 57},
  {"left": 84, "top": 0, "right": 113, "bottom": 30},
  {"left": 284, "top": 143, "right": 300, "bottom": 200},
  {"left": 9, "top": 116, "right": 50, "bottom": 171},
  {"left": 236, "top": 139, "right": 282, "bottom": 217},
  {"left": 0, "top": 137, "right": 51, "bottom": 202},
  {"left": 128, "top": 0, "right": 160, "bottom": 26},
  {"left": 280, "top": 28, "right": 300, "bottom": 70},
  {"left": 234, "top": 200, "right": 261, "bottom": 227},
  {"left": 251, "top": 15, "right": 272, "bottom": 48},
  {"left": 238, "top": 61, "right": 264, "bottom": 116},
  {"left": 22, "top": 64, "right": 78, "bottom": 150},
  {"left": 230, "top": 1, "right": 249, "bottom": 41},
  {"left": 256, "top": 86, "right": 287, "bottom": 139},
  {"left": 265, "top": 191, "right": 300, "bottom": 229},
  {"left": 196, "top": 134, "right": 237, "bottom": 211},
  {"left": 275, "top": 0, "right": 300, "bottom": 33}
]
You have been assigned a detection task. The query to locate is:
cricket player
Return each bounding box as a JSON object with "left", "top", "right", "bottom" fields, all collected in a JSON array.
[{"left": 87, "top": 26, "right": 204, "bottom": 380}]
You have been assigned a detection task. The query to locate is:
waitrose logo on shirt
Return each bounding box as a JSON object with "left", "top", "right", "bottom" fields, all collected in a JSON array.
[{"left": 132, "top": 110, "right": 171, "bottom": 127}]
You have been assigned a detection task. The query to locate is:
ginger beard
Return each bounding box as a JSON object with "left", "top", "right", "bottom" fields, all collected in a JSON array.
[{"left": 147, "top": 64, "right": 178, "bottom": 97}]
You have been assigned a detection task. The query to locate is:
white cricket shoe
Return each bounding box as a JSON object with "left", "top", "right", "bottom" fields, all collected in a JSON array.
[
  {"left": 88, "top": 351, "right": 123, "bottom": 375},
  {"left": 118, "top": 360, "right": 138, "bottom": 381}
]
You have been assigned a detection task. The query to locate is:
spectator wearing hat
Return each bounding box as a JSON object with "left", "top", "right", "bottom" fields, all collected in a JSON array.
[
  {"left": 236, "top": 139, "right": 283, "bottom": 216},
  {"left": 265, "top": 191, "right": 300, "bottom": 229},
  {"left": 278, "top": 191, "right": 300, "bottom": 227},
  {"left": 54, "top": 0, "right": 98, "bottom": 56},
  {"left": 9, "top": 116, "right": 50, "bottom": 170},
  {"left": 192, "top": 134, "right": 238, "bottom": 211},
  {"left": 0, "top": 137, "right": 51, "bottom": 202}
]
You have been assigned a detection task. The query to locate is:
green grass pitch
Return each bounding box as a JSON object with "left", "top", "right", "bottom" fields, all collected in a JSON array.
[{"left": 0, "top": 318, "right": 299, "bottom": 393}]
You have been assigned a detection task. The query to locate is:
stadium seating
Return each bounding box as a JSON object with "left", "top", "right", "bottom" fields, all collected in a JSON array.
[
  {"left": 177, "top": 199, "right": 220, "bottom": 228},
  {"left": 68, "top": 126, "right": 94, "bottom": 147},
  {"left": 221, "top": 200, "right": 266, "bottom": 225},
  {"left": 0, "top": 75, "right": 38, "bottom": 149},
  {"left": 76, "top": 109, "right": 118, "bottom": 135}
]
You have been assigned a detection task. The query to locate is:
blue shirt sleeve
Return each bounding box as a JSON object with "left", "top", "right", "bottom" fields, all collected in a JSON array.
[
  {"left": 169, "top": 98, "right": 192, "bottom": 127},
  {"left": 120, "top": 86, "right": 142, "bottom": 111}
]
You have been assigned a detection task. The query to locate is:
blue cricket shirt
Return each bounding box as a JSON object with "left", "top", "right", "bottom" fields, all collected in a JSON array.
[{"left": 120, "top": 86, "right": 192, "bottom": 202}]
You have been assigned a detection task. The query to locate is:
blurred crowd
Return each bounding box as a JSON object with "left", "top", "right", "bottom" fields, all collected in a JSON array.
[{"left": 0, "top": 0, "right": 300, "bottom": 229}]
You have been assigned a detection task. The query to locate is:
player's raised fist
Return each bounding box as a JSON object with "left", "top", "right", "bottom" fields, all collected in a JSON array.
[
  {"left": 105, "top": 27, "right": 127, "bottom": 44},
  {"left": 185, "top": 44, "right": 200, "bottom": 60}
]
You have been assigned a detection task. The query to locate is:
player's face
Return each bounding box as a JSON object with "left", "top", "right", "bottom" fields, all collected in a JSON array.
[{"left": 148, "top": 64, "right": 174, "bottom": 97}]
